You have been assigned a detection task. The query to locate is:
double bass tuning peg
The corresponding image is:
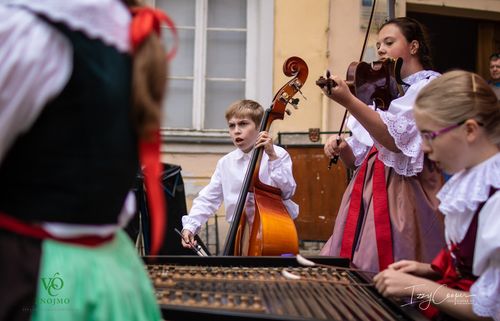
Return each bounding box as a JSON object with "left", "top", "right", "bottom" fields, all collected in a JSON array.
[
  {"left": 292, "top": 79, "right": 307, "bottom": 101},
  {"left": 290, "top": 98, "right": 300, "bottom": 109}
]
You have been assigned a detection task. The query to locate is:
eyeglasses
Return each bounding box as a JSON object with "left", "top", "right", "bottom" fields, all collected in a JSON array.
[{"left": 420, "top": 120, "right": 466, "bottom": 144}]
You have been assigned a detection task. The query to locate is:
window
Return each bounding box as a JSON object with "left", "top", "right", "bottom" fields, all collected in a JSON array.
[{"left": 154, "top": 0, "right": 274, "bottom": 139}]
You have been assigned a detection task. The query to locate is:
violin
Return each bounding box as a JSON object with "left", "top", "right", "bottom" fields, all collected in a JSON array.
[
  {"left": 222, "top": 56, "right": 308, "bottom": 256},
  {"left": 315, "top": 0, "right": 403, "bottom": 168},
  {"left": 316, "top": 57, "right": 404, "bottom": 111},
  {"left": 316, "top": 58, "right": 404, "bottom": 168}
]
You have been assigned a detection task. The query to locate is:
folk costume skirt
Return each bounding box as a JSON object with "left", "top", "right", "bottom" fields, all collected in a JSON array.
[
  {"left": 320, "top": 152, "right": 446, "bottom": 273},
  {"left": 0, "top": 229, "right": 161, "bottom": 321}
]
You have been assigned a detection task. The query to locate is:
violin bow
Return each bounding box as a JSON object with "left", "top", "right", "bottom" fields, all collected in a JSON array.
[{"left": 326, "top": 0, "right": 378, "bottom": 169}]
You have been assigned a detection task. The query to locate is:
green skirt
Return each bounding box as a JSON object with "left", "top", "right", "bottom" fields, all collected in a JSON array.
[{"left": 30, "top": 230, "right": 161, "bottom": 321}]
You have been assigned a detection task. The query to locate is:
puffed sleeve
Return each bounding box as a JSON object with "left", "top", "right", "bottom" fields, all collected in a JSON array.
[
  {"left": 182, "top": 159, "right": 224, "bottom": 234},
  {"left": 470, "top": 191, "right": 500, "bottom": 320},
  {"left": 267, "top": 146, "right": 299, "bottom": 219},
  {"left": 268, "top": 147, "right": 296, "bottom": 199},
  {"left": 0, "top": 5, "right": 72, "bottom": 163},
  {"left": 374, "top": 77, "right": 436, "bottom": 177},
  {"left": 345, "top": 135, "right": 370, "bottom": 167}
]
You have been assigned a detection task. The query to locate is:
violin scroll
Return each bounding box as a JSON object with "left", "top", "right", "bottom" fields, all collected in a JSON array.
[{"left": 315, "top": 70, "right": 337, "bottom": 96}]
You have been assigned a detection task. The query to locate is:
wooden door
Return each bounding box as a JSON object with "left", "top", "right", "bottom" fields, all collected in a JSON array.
[{"left": 285, "top": 146, "right": 349, "bottom": 241}]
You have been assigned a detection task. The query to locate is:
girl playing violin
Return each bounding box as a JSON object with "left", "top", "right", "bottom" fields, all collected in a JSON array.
[
  {"left": 319, "top": 17, "right": 445, "bottom": 273},
  {"left": 374, "top": 70, "right": 500, "bottom": 321}
]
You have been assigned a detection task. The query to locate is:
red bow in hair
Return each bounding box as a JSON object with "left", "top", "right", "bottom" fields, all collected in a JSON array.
[
  {"left": 130, "top": 6, "right": 178, "bottom": 61},
  {"left": 130, "top": 6, "right": 178, "bottom": 256}
]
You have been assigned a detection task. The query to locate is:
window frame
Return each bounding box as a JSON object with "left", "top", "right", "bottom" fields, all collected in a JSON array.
[{"left": 151, "top": 0, "right": 274, "bottom": 144}]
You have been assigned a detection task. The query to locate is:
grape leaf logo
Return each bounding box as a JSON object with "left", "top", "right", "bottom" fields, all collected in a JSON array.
[{"left": 41, "top": 272, "right": 64, "bottom": 297}]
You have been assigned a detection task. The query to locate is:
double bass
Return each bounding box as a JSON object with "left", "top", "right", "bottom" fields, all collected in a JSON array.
[{"left": 223, "top": 56, "right": 308, "bottom": 256}]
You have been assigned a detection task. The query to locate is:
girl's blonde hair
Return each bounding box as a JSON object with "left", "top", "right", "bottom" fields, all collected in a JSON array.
[
  {"left": 123, "top": 0, "right": 167, "bottom": 140},
  {"left": 414, "top": 70, "right": 500, "bottom": 145},
  {"left": 225, "top": 99, "right": 264, "bottom": 127}
]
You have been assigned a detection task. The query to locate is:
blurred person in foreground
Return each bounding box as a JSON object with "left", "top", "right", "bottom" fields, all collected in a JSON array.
[{"left": 0, "top": 0, "right": 173, "bottom": 320}]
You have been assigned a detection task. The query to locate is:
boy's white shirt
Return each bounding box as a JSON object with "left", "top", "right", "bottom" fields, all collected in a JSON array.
[{"left": 182, "top": 145, "right": 299, "bottom": 234}]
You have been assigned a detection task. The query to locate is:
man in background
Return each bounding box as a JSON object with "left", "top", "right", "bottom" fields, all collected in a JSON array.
[{"left": 488, "top": 53, "right": 500, "bottom": 99}]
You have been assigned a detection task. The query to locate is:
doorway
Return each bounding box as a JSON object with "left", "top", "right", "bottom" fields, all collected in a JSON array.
[{"left": 408, "top": 10, "right": 500, "bottom": 80}]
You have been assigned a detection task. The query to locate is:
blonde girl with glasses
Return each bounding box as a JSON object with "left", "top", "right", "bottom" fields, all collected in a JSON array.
[{"left": 374, "top": 70, "right": 500, "bottom": 321}]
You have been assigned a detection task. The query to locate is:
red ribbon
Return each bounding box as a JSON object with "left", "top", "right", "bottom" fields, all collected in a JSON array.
[
  {"left": 130, "top": 6, "right": 178, "bottom": 255},
  {"left": 138, "top": 131, "right": 166, "bottom": 256},
  {"left": 0, "top": 212, "right": 113, "bottom": 246},
  {"left": 340, "top": 147, "right": 394, "bottom": 271},
  {"left": 420, "top": 248, "right": 476, "bottom": 319},
  {"left": 130, "top": 6, "right": 178, "bottom": 61},
  {"left": 339, "top": 149, "right": 373, "bottom": 260},
  {"left": 372, "top": 152, "right": 393, "bottom": 270}
]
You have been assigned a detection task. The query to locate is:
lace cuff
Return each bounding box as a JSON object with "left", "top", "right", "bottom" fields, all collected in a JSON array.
[
  {"left": 346, "top": 136, "right": 370, "bottom": 167},
  {"left": 470, "top": 265, "right": 500, "bottom": 320},
  {"left": 376, "top": 110, "right": 424, "bottom": 176}
]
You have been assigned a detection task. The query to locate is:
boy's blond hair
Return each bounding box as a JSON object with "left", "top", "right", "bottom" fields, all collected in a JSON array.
[{"left": 225, "top": 100, "right": 264, "bottom": 128}]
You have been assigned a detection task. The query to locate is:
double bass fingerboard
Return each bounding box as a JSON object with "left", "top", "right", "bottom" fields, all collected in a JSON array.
[{"left": 146, "top": 257, "right": 422, "bottom": 321}]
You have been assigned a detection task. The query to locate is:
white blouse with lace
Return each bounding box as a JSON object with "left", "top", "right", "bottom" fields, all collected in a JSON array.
[
  {"left": 346, "top": 70, "right": 440, "bottom": 176},
  {"left": 437, "top": 153, "right": 500, "bottom": 320}
]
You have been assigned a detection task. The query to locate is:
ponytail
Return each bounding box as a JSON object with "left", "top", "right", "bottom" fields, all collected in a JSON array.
[
  {"left": 131, "top": 34, "right": 167, "bottom": 140},
  {"left": 122, "top": 0, "right": 168, "bottom": 140}
]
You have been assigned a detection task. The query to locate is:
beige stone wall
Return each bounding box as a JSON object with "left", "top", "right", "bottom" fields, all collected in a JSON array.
[{"left": 272, "top": 0, "right": 330, "bottom": 135}]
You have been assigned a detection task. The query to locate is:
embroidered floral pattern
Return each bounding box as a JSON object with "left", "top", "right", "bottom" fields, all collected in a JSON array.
[{"left": 375, "top": 70, "right": 440, "bottom": 176}]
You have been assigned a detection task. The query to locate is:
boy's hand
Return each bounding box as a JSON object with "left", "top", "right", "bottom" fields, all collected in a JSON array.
[
  {"left": 181, "top": 229, "right": 197, "bottom": 249},
  {"left": 255, "top": 131, "right": 278, "bottom": 161}
]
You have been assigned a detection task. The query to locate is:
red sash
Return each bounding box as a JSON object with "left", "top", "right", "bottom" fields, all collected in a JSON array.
[
  {"left": 0, "top": 212, "right": 113, "bottom": 246},
  {"left": 420, "top": 248, "right": 476, "bottom": 320},
  {"left": 130, "top": 7, "right": 178, "bottom": 255},
  {"left": 340, "top": 146, "right": 393, "bottom": 270}
]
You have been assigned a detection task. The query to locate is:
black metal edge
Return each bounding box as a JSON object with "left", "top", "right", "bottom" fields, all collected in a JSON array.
[
  {"left": 143, "top": 255, "right": 350, "bottom": 268},
  {"left": 280, "top": 144, "right": 324, "bottom": 149},
  {"left": 161, "top": 305, "right": 327, "bottom": 321}
]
